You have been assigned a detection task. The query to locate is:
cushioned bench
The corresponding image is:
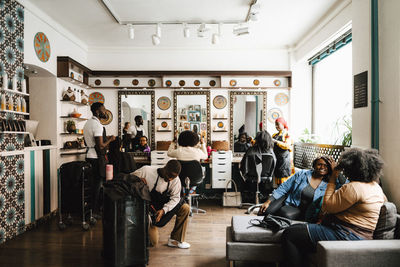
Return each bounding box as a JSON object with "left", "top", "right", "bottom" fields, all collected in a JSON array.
[{"left": 226, "top": 202, "right": 400, "bottom": 267}]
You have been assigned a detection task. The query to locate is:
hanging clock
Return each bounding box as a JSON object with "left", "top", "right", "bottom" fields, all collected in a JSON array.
[{"left": 34, "top": 32, "right": 51, "bottom": 62}]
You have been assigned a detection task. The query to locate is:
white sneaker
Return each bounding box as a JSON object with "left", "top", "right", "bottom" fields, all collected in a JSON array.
[{"left": 167, "top": 238, "right": 191, "bottom": 249}]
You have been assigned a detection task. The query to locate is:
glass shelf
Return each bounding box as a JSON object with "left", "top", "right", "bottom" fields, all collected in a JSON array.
[
  {"left": 0, "top": 110, "right": 29, "bottom": 115},
  {"left": 0, "top": 88, "right": 29, "bottom": 97}
]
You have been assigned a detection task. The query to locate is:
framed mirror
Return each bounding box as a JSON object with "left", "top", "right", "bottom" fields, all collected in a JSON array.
[
  {"left": 173, "top": 91, "right": 211, "bottom": 145},
  {"left": 230, "top": 91, "right": 267, "bottom": 155},
  {"left": 118, "top": 90, "right": 155, "bottom": 153}
]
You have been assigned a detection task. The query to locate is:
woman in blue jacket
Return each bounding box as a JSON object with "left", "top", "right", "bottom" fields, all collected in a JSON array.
[{"left": 259, "top": 156, "right": 345, "bottom": 222}]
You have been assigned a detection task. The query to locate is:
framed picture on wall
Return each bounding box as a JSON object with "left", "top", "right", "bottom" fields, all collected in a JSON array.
[
  {"left": 184, "top": 122, "right": 190, "bottom": 130},
  {"left": 201, "top": 108, "right": 207, "bottom": 116},
  {"left": 191, "top": 123, "right": 200, "bottom": 134},
  {"left": 188, "top": 105, "right": 194, "bottom": 111},
  {"left": 179, "top": 115, "right": 187, "bottom": 121},
  {"left": 194, "top": 105, "right": 201, "bottom": 111},
  {"left": 188, "top": 111, "right": 201, "bottom": 122},
  {"left": 179, "top": 108, "right": 187, "bottom": 115},
  {"left": 200, "top": 123, "right": 207, "bottom": 131},
  {"left": 178, "top": 127, "right": 184, "bottom": 133}
]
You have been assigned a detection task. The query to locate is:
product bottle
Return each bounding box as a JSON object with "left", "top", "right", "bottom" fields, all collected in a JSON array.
[
  {"left": 8, "top": 96, "right": 13, "bottom": 111},
  {"left": 2, "top": 73, "right": 7, "bottom": 90},
  {"left": 21, "top": 98, "right": 26, "bottom": 113},
  {"left": 16, "top": 97, "right": 21, "bottom": 112},
  {"left": 21, "top": 79, "right": 26, "bottom": 94},
  {"left": 12, "top": 76, "right": 17, "bottom": 91},
  {"left": 77, "top": 89, "right": 81, "bottom": 103},
  {"left": 0, "top": 93, "right": 5, "bottom": 110}
]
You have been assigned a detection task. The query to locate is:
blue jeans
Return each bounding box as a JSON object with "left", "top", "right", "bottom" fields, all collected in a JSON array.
[{"left": 307, "top": 221, "right": 364, "bottom": 246}]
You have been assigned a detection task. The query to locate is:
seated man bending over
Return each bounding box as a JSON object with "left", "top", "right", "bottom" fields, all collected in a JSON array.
[{"left": 133, "top": 160, "right": 191, "bottom": 249}]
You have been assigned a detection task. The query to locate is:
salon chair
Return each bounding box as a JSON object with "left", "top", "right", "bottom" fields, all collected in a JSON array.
[
  {"left": 178, "top": 160, "right": 206, "bottom": 215},
  {"left": 239, "top": 152, "right": 275, "bottom": 214}
]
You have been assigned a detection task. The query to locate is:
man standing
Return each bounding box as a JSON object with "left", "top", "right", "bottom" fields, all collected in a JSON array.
[
  {"left": 130, "top": 115, "right": 146, "bottom": 148},
  {"left": 133, "top": 160, "right": 191, "bottom": 249},
  {"left": 83, "top": 102, "right": 115, "bottom": 215}
]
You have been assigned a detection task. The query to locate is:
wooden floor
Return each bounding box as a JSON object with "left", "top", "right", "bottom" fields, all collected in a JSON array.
[{"left": 0, "top": 200, "right": 268, "bottom": 267}]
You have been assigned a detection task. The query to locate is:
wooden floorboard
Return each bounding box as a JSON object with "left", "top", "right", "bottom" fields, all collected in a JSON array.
[{"left": 0, "top": 200, "right": 270, "bottom": 267}]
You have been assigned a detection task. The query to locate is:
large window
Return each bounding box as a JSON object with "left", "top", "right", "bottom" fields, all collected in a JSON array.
[{"left": 312, "top": 42, "right": 352, "bottom": 145}]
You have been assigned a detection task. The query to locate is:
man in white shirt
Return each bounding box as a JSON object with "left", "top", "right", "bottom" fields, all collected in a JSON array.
[
  {"left": 133, "top": 160, "right": 191, "bottom": 249},
  {"left": 83, "top": 102, "right": 115, "bottom": 214}
]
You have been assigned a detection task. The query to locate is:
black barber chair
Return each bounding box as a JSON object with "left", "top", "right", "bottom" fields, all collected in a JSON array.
[
  {"left": 178, "top": 160, "right": 206, "bottom": 215},
  {"left": 240, "top": 152, "right": 275, "bottom": 214}
]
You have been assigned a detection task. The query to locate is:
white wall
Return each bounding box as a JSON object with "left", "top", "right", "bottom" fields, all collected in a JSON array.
[
  {"left": 21, "top": 0, "right": 88, "bottom": 75},
  {"left": 87, "top": 48, "right": 289, "bottom": 71},
  {"left": 377, "top": 0, "right": 400, "bottom": 206}
]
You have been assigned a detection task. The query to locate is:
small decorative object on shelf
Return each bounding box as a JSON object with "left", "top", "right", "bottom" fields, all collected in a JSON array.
[
  {"left": 81, "top": 90, "right": 88, "bottom": 105},
  {"left": 0, "top": 93, "right": 5, "bottom": 110},
  {"left": 229, "top": 80, "right": 237, "bottom": 86},
  {"left": 194, "top": 80, "right": 200, "bottom": 86},
  {"left": 21, "top": 98, "right": 26, "bottom": 113},
  {"left": 66, "top": 120, "right": 76, "bottom": 133},
  {"left": 273, "top": 79, "right": 281, "bottom": 86},
  {"left": 2, "top": 73, "right": 8, "bottom": 90},
  {"left": 8, "top": 96, "right": 13, "bottom": 111},
  {"left": 62, "top": 87, "right": 75, "bottom": 101},
  {"left": 12, "top": 76, "right": 17, "bottom": 91},
  {"left": 148, "top": 79, "right": 156, "bottom": 87},
  {"left": 21, "top": 79, "right": 27, "bottom": 94},
  {"left": 70, "top": 109, "right": 81, "bottom": 118},
  {"left": 165, "top": 80, "right": 172, "bottom": 87},
  {"left": 16, "top": 98, "right": 21, "bottom": 112}
]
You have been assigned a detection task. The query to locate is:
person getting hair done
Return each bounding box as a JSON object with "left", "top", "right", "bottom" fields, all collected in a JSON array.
[
  {"left": 167, "top": 130, "right": 208, "bottom": 162},
  {"left": 133, "top": 160, "right": 191, "bottom": 249}
]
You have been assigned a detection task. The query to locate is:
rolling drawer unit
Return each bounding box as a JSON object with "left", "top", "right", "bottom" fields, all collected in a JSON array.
[
  {"left": 151, "top": 150, "right": 174, "bottom": 166},
  {"left": 211, "top": 151, "right": 232, "bottom": 189}
]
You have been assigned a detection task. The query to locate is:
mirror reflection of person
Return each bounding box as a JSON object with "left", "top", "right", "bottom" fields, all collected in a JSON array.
[
  {"left": 135, "top": 136, "right": 151, "bottom": 154},
  {"left": 192, "top": 124, "right": 198, "bottom": 134},
  {"left": 272, "top": 117, "right": 293, "bottom": 185},
  {"left": 130, "top": 115, "right": 146, "bottom": 148},
  {"left": 234, "top": 132, "right": 251, "bottom": 152},
  {"left": 122, "top": 122, "right": 131, "bottom": 151},
  {"left": 167, "top": 130, "right": 208, "bottom": 162}
]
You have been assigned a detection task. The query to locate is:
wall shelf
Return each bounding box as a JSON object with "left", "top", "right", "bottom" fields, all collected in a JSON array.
[
  {"left": 59, "top": 77, "right": 92, "bottom": 89},
  {"left": 212, "top": 118, "right": 228, "bottom": 120},
  {"left": 60, "top": 151, "right": 86, "bottom": 156},
  {"left": 60, "top": 132, "right": 84, "bottom": 136},
  {"left": 213, "top": 130, "right": 228, "bottom": 132},
  {"left": 157, "top": 130, "right": 172, "bottom": 132},
  {"left": 0, "top": 110, "right": 29, "bottom": 116},
  {"left": 60, "top": 116, "right": 88, "bottom": 121},
  {"left": 156, "top": 118, "right": 171, "bottom": 120},
  {"left": 0, "top": 131, "right": 29, "bottom": 134},
  {"left": 0, "top": 88, "right": 29, "bottom": 97},
  {"left": 60, "top": 100, "right": 88, "bottom": 106}
]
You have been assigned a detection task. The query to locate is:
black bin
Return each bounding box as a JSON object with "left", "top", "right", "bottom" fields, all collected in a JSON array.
[{"left": 103, "top": 182, "right": 149, "bottom": 267}]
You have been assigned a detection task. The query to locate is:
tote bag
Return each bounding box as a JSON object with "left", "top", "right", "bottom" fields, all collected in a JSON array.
[{"left": 223, "top": 180, "right": 242, "bottom": 207}]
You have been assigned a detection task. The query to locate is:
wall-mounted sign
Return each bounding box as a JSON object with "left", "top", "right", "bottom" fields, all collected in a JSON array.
[{"left": 354, "top": 71, "right": 368, "bottom": 108}]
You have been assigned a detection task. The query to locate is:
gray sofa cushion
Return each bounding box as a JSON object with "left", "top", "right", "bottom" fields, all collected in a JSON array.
[
  {"left": 231, "top": 215, "right": 304, "bottom": 243},
  {"left": 374, "top": 202, "right": 397, "bottom": 239},
  {"left": 395, "top": 214, "right": 400, "bottom": 239}
]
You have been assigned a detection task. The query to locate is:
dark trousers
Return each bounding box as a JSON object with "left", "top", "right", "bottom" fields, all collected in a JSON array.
[
  {"left": 281, "top": 224, "right": 315, "bottom": 267},
  {"left": 153, "top": 200, "right": 183, "bottom": 227},
  {"left": 86, "top": 158, "right": 104, "bottom": 214}
]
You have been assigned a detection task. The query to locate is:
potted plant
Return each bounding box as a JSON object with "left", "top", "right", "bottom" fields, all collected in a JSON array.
[{"left": 66, "top": 120, "right": 76, "bottom": 133}]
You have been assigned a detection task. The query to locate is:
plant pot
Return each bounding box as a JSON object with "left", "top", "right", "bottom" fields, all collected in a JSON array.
[{"left": 67, "top": 124, "right": 76, "bottom": 133}]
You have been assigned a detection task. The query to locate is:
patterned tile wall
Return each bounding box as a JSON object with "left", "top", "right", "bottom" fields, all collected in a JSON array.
[{"left": 0, "top": 0, "right": 25, "bottom": 244}]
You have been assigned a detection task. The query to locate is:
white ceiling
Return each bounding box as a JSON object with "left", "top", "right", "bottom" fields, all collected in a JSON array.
[{"left": 27, "top": 0, "right": 342, "bottom": 49}]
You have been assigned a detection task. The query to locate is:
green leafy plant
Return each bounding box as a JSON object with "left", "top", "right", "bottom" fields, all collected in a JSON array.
[
  {"left": 298, "top": 128, "right": 319, "bottom": 143},
  {"left": 333, "top": 115, "right": 352, "bottom": 146}
]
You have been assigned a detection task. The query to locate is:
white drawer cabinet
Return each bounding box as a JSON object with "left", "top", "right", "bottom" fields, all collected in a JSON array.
[
  {"left": 151, "top": 151, "right": 174, "bottom": 166},
  {"left": 211, "top": 151, "right": 232, "bottom": 189}
]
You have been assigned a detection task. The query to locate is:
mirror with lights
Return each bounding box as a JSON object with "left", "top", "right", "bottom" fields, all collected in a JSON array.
[
  {"left": 173, "top": 91, "right": 210, "bottom": 145},
  {"left": 230, "top": 91, "right": 267, "bottom": 154},
  {"left": 118, "top": 91, "right": 155, "bottom": 154}
]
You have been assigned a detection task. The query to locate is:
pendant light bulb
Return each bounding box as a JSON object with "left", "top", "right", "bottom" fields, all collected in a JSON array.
[
  {"left": 183, "top": 23, "right": 190, "bottom": 38},
  {"left": 156, "top": 23, "right": 162, "bottom": 38},
  {"left": 128, "top": 24, "right": 134, "bottom": 40}
]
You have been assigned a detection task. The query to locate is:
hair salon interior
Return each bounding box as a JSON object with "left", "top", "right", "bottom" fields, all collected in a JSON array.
[{"left": 0, "top": 0, "right": 399, "bottom": 266}]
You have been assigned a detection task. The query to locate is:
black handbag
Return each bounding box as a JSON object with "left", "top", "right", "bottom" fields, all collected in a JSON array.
[{"left": 249, "top": 214, "right": 292, "bottom": 232}]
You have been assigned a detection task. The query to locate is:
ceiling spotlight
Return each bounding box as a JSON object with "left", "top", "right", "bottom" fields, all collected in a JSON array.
[
  {"left": 152, "top": 23, "right": 162, "bottom": 45},
  {"left": 233, "top": 23, "right": 250, "bottom": 36},
  {"left": 197, "top": 23, "right": 210, "bottom": 38},
  {"left": 183, "top": 23, "right": 190, "bottom": 38},
  {"left": 212, "top": 23, "right": 222, "bottom": 45},
  {"left": 249, "top": 3, "right": 261, "bottom": 21},
  {"left": 128, "top": 24, "right": 134, "bottom": 39}
]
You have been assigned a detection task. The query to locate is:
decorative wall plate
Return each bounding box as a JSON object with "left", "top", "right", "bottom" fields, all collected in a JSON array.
[
  {"left": 275, "top": 93, "right": 289, "bottom": 106},
  {"left": 157, "top": 96, "right": 171, "bottom": 110},
  {"left": 161, "top": 121, "right": 168, "bottom": 128},
  {"left": 194, "top": 80, "right": 200, "bottom": 86},
  {"left": 253, "top": 79, "right": 260, "bottom": 86},
  {"left": 165, "top": 80, "right": 172, "bottom": 87},
  {"left": 113, "top": 79, "right": 120, "bottom": 86},
  {"left": 213, "top": 95, "right": 227, "bottom": 109},
  {"left": 100, "top": 109, "right": 113, "bottom": 125},
  {"left": 229, "top": 80, "right": 237, "bottom": 86},
  {"left": 148, "top": 79, "right": 156, "bottom": 87},
  {"left": 179, "top": 80, "right": 185, "bottom": 86},
  {"left": 94, "top": 79, "right": 101, "bottom": 86},
  {"left": 217, "top": 121, "right": 224, "bottom": 128},
  {"left": 209, "top": 80, "right": 216, "bottom": 87},
  {"left": 267, "top": 108, "right": 283, "bottom": 123},
  {"left": 132, "top": 79, "right": 139, "bottom": 86},
  {"left": 88, "top": 92, "right": 105, "bottom": 105},
  {"left": 34, "top": 32, "right": 51, "bottom": 62},
  {"left": 273, "top": 79, "right": 281, "bottom": 86}
]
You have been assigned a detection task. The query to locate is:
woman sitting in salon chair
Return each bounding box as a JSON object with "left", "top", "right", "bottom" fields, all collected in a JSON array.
[{"left": 259, "top": 156, "right": 346, "bottom": 222}]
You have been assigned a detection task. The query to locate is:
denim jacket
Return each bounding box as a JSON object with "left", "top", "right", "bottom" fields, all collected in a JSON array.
[{"left": 271, "top": 169, "right": 344, "bottom": 207}]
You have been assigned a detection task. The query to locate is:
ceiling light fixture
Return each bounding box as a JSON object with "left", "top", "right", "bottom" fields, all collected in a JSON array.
[
  {"left": 212, "top": 23, "right": 223, "bottom": 45},
  {"left": 183, "top": 23, "right": 190, "bottom": 38},
  {"left": 197, "top": 23, "right": 210, "bottom": 38},
  {"left": 152, "top": 23, "right": 162, "bottom": 45},
  {"left": 233, "top": 23, "right": 250, "bottom": 36},
  {"left": 128, "top": 24, "right": 134, "bottom": 39},
  {"left": 249, "top": 3, "right": 261, "bottom": 21}
]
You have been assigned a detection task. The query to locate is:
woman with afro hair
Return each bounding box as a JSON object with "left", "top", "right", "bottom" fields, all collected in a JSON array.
[{"left": 280, "top": 148, "right": 386, "bottom": 267}]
